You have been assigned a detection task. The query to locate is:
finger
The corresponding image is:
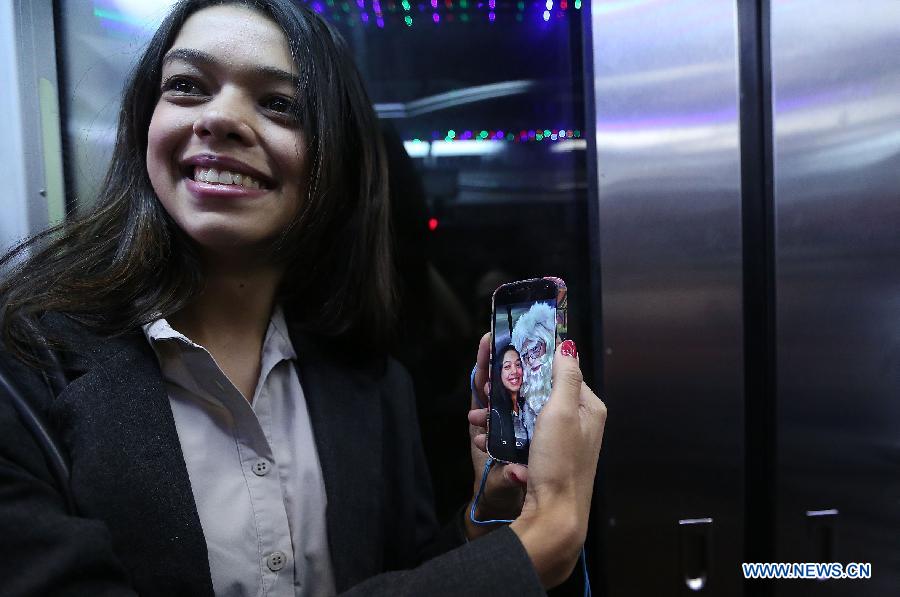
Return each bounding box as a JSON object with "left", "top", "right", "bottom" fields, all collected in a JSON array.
[
  {"left": 549, "top": 339, "right": 583, "bottom": 407},
  {"left": 467, "top": 408, "right": 488, "bottom": 428},
  {"left": 581, "top": 383, "right": 608, "bottom": 423},
  {"left": 473, "top": 433, "right": 486, "bottom": 452},
  {"left": 471, "top": 332, "right": 492, "bottom": 409},
  {"left": 504, "top": 463, "right": 528, "bottom": 486}
]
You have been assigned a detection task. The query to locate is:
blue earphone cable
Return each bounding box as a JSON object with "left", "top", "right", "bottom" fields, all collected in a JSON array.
[{"left": 469, "top": 457, "right": 591, "bottom": 597}]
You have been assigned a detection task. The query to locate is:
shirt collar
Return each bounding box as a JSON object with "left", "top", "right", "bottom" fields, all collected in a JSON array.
[{"left": 142, "top": 305, "right": 297, "bottom": 363}]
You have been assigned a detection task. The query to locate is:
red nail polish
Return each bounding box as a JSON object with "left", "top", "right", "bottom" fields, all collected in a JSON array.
[{"left": 560, "top": 339, "right": 577, "bottom": 358}]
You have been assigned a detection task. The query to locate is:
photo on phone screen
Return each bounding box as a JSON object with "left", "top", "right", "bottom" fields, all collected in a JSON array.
[{"left": 488, "top": 278, "right": 567, "bottom": 465}]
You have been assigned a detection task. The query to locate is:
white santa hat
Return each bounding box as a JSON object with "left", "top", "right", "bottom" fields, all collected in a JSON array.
[{"left": 511, "top": 302, "right": 556, "bottom": 355}]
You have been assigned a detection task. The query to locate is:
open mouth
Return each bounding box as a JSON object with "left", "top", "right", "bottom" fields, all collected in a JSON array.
[{"left": 187, "top": 166, "right": 270, "bottom": 190}]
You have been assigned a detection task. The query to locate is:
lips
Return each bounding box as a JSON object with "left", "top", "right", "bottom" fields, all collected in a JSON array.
[{"left": 180, "top": 153, "right": 275, "bottom": 189}]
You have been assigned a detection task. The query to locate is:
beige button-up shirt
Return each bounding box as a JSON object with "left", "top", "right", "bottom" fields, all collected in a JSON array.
[{"left": 143, "top": 307, "right": 336, "bottom": 597}]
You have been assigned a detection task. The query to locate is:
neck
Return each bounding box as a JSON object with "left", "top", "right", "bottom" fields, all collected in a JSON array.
[{"left": 169, "top": 260, "right": 284, "bottom": 348}]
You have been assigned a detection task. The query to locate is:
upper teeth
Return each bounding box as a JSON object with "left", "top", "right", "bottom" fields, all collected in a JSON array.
[{"left": 194, "top": 167, "right": 263, "bottom": 189}]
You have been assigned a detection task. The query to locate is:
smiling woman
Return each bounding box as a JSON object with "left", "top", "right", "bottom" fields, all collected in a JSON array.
[
  {"left": 0, "top": 0, "right": 392, "bottom": 358},
  {"left": 0, "top": 1, "right": 606, "bottom": 595}
]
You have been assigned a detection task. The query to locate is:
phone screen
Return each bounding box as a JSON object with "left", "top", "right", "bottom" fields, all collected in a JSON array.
[{"left": 488, "top": 278, "right": 566, "bottom": 465}]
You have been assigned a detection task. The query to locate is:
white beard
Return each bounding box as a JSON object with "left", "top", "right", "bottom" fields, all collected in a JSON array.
[{"left": 520, "top": 357, "right": 552, "bottom": 439}]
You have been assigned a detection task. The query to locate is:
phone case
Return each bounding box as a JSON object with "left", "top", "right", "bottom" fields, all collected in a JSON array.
[{"left": 486, "top": 276, "right": 567, "bottom": 465}]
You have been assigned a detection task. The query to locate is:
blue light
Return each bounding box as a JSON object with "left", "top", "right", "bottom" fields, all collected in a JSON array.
[{"left": 542, "top": 9, "right": 550, "bottom": 21}]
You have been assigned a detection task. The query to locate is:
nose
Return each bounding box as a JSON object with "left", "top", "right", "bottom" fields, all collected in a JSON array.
[{"left": 192, "top": 91, "right": 256, "bottom": 146}]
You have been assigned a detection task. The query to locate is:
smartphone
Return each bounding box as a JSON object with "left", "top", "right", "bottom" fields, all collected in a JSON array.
[{"left": 487, "top": 277, "right": 567, "bottom": 465}]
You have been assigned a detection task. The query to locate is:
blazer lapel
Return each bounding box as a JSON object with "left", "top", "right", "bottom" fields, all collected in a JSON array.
[
  {"left": 290, "top": 332, "right": 385, "bottom": 592},
  {"left": 49, "top": 323, "right": 213, "bottom": 596}
]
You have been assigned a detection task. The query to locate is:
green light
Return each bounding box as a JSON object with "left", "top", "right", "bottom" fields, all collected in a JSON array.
[
  {"left": 445, "top": 137, "right": 453, "bottom": 142},
  {"left": 92, "top": 8, "right": 144, "bottom": 26},
  {"left": 460, "top": 0, "right": 468, "bottom": 7},
  {"left": 342, "top": 2, "right": 351, "bottom": 12},
  {"left": 461, "top": 13, "right": 469, "bottom": 21},
  {"left": 479, "top": 130, "right": 488, "bottom": 138},
  {"left": 574, "top": 0, "right": 581, "bottom": 7},
  {"left": 543, "top": 129, "right": 551, "bottom": 137},
  {"left": 517, "top": 1, "right": 524, "bottom": 9},
  {"left": 574, "top": 130, "right": 581, "bottom": 137},
  {"left": 506, "top": 133, "right": 515, "bottom": 141},
  {"left": 448, "top": 130, "right": 456, "bottom": 138},
  {"left": 402, "top": 0, "right": 410, "bottom": 9},
  {"left": 536, "top": 134, "right": 544, "bottom": 141},
  {"left": 413, "top": 138, "right": 421, "bottom": 142},
  {"left": 327, "top": 0, "right": 335, "bottom": 5},
  {"left": 405, "top": 15, "right": 413, "bottom": 25}
]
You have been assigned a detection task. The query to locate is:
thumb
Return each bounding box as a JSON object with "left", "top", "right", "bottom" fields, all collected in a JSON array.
[{"left": 550, "top": 339, "right": 583, "bottom": 407}]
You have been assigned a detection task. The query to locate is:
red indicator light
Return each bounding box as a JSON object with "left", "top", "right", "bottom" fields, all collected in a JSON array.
[{"left": 428, "top": 217, "right": 439, "bottom": 231}]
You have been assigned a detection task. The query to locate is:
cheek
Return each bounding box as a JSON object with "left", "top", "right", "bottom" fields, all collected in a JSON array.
[{"left": 146, "top": 108, "right": 176, "bottom": 191}]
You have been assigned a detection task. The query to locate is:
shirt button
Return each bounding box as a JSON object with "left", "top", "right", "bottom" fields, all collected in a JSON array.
[
  {"left": 252, "top": 459, "right": 271, "bottom": 476},
  {"left": 267, "top": 551, "right": 286, "bottom": 572}
]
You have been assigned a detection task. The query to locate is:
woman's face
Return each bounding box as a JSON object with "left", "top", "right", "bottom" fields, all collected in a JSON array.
[
  {"left": 501, "top": 348, "right": 523, "bottom": 394},
  {"left": 147, "top": 4, "right": 308, "bottom": 258}
]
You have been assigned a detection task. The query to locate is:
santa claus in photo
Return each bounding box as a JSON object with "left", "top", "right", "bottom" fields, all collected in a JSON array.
[{"left": 511, "top": 301, "right": 556, "bottom": 441}]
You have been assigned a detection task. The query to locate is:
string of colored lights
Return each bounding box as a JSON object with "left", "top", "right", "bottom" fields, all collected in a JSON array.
[
  {"left": 90, "top": 0, "right": 581, "bottom": 34},
  {"left": 307, "top": 0, "right": 581, "bottom": 28},
  {"left": 409, "top": 128, "right": 582, "bottom": 143}
]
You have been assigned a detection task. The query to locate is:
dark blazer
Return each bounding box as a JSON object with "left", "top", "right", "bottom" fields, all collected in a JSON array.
[{"left": 0, "top": 314, "right": 544, "bottom": 596}]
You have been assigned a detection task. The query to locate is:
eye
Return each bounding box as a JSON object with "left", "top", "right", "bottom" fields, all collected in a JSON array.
[
  {"left": 161, "top": 76, "right": 204, "bottom": 95},
  {"left": 261, "top": 95, "right": 298, "bottom": 115}
]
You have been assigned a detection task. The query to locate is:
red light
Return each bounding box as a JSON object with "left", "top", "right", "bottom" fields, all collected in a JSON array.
[{"left": 428, "top": 217, "right": 439, "bottom": 231}]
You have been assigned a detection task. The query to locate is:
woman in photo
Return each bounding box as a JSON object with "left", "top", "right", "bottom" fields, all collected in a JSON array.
[
  {"left": 0, "top": 1, "right": 607, "bottom": 595},
  {"left": 499, "top": 345, "right": 528, "bottom": 448}
]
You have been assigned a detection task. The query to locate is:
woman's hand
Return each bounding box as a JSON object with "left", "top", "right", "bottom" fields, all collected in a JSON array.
[
  {"left": 510, "top": 339, "right": 607, "bottom": 588},
  {"left": 464, "top": 333, "right": 528, "bottom": 540}
]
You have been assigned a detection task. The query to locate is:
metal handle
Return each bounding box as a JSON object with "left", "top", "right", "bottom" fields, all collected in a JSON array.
[
  {"left": 678, "top": 517, "right": 713, "bottom": 592},
  {"left": 806, "top": 509, "right": 838, "bottom": 563}
]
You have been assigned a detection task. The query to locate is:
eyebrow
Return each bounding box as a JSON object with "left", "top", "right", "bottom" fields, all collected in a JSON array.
[{"left": 162, "top": 48, "right": 300, "bottom": 87}]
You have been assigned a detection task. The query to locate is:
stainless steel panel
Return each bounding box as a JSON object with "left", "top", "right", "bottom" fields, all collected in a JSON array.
[
  {"left": 1, "top": 0, "right": 66, "bottom": 254},
  {"left": 590, "top": 1, "right": 744, "bottom": 595},
  {"left": 771, "top": 1, "right": 900, "bottom": 594}
]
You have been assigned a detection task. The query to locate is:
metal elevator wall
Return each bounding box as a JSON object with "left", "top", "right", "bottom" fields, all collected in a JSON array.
[
  {"left": 589, "top": 1, "right": 746, "bottom": 595},
  {"left": 771, "top": 1, "right": 900, "bottom": 594}
]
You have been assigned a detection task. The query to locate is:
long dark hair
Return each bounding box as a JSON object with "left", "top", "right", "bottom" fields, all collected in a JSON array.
[{"left": 0, "top": 0, "right": 393, "bottom": 363}]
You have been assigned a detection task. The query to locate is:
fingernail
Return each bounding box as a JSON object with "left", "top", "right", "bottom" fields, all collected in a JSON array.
[{"left": 560, "top": 339, "right": 577, "bottom": 358}]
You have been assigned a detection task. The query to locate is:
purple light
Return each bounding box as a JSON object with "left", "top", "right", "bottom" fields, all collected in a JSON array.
[
  {"left": 377, "top": 17, "right": 384, "bottom": 27},
  {"left": 312, "top": 2, "right": 325, "bottom": 12},
  {"left": 489, "top": 11, "right": 495, "bottom": 21},
  {"left": 357, "top": 0, "right": 365, "bottom": 7},
  {"left": 361, "top": 12, "right": 369, "bottom": 22},
  {"left": 488, "top": 0, "right": 495, "bottom": 7},
  {"left": 433, "top": 11, "right": 439, "bottom": 21},
  {"left": 431, "top": 0, "right": 437, "bottom": 7}
]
